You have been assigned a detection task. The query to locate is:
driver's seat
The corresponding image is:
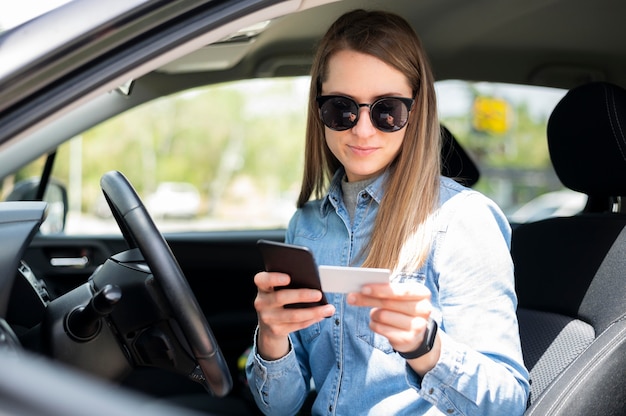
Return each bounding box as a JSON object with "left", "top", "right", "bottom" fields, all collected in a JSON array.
[{"left": 512, "top": 81, "right": 626, "bottom": 415}]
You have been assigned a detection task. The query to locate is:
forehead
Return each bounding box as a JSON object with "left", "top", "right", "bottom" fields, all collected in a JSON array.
[{"left": 323, "top": 50, "right": 412, "bottom": 98}]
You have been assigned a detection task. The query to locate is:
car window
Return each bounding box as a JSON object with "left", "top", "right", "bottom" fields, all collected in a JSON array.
[
  {"left": 63, "top": 77, "right": 306, "bottom": 234},
  {"left": 435, "top": 80, "right": 580, "bottom": 221},
  {"left": 3, "top": 78, "right": 577, "bottom": 235}
]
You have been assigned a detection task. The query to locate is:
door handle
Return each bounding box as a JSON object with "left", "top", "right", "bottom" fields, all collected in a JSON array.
[{"left": 50, "top": 256, "right": 89, "bottom": 267}]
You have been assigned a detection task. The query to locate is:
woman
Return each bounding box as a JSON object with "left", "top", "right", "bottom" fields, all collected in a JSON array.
[{"left": 246, "top": 9, "right": 529, "bottom": 415}]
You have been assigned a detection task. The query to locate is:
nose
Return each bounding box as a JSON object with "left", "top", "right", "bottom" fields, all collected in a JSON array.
[{"left": 352, "top": 106, "right": 377, "bottom": 137}]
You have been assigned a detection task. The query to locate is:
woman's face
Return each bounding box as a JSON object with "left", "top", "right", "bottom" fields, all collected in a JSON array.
[{"left": 321, "top": 50, "right": 413, "bottom": 182}]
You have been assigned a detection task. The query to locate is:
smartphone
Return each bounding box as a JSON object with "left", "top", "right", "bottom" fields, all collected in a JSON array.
[{"left": 257, "top": 239, "right": 328, "bottom": 308}]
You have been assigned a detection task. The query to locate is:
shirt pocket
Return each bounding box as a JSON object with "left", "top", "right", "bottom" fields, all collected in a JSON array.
[
  {"left": 356, "top": 306, "right": 395, "bottom": 354},
  {"left": 390, "top": 271, "right": 427, "bottom": 285},
  {"left": 355, "top": 271, "right": 428, "bottom": 354},
  {"left": 292, "top": 209, "right": 329, "bottom": 241},
  {"left": 298, "top": 321, "right": 321, "bottom": 343}
]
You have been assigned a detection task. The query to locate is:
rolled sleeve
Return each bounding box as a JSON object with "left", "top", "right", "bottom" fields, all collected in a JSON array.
[{"left": 245, "top": 328, "right": 309, "bottom": 415}]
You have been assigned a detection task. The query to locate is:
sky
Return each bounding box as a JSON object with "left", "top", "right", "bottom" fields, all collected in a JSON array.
[{"left": 0, "top": 0, "right": 71, "bottom": 30}]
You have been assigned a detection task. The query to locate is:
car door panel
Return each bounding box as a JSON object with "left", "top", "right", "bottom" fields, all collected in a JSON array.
[{"left": 23, "top": 236, "right": 127, "bottom": 298}]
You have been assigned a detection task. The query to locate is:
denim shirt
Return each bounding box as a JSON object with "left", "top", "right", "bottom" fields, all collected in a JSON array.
[{"left": 246, "top": 169, "right": 530, "bottom": 416}]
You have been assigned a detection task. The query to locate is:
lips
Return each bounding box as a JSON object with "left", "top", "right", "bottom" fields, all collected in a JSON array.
[{"left": 349, "top": 145, "right": 378, "bottom": 157}]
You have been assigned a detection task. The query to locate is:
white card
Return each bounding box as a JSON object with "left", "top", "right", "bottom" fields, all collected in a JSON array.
[{"left": 318, "top": 265, "right": 390, "bottom": 293}]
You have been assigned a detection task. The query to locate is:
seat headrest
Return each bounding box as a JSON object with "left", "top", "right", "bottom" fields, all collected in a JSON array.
[
  {"left": 547, "top": 82, "right": 626, "bottom": 197},
  {"left": 440, "top": 125, "right": 480, "bottom": 187}
]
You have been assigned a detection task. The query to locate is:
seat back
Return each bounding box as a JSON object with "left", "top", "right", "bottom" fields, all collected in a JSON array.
[
  {"left": 440, "top": 124, "right": 480, "bottom": 187},
  {"left": 512, "top": 82, "right": 626, "bottom": 415}
]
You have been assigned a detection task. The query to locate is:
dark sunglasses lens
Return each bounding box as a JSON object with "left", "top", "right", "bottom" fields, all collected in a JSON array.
[
  {"left": 370, "top": 98, "right": 410, "bottom": 132},
  {"left": 319, "top": 97, "right": 358, "bottom": 131}
]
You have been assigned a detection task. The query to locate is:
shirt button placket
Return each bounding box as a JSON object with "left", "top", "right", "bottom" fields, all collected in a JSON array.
[{"left": 335, "top": 317, "right": 341, "bottom": 369}]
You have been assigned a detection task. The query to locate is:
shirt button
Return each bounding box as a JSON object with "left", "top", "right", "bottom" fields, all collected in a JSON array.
[
  {"left": 335, "top": 318, "right": 340, "bottom": 325},
  {"left": 446, "top": 410, "right": 454, "bottom": 414},
  {"left": 428, "top": 388, "right": 434, "bottom": 394}
]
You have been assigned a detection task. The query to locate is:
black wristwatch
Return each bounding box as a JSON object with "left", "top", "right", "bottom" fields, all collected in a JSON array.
[{"left": 397, "top": 318, "right": 438, "bottom": 360}]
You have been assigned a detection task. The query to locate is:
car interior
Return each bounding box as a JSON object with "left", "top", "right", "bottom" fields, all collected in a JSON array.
[
  {"left": 0, "top": 0, "right": 625, "bottom": 415},
  {"left": 441, "top": 80, "right": 626, "bottom": 414}
]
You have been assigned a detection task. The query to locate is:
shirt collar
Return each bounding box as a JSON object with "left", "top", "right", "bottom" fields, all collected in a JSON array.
[{"left": 319, "top": 167, "right": 387, "bottom": 215}]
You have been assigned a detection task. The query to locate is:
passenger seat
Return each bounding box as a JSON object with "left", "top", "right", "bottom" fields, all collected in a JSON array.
[
  {"left": 440, "top": 124, "right": 480, "bottom": 187},
  {"left": 512, "top": 82, "right": 626, "bottom": 415}
]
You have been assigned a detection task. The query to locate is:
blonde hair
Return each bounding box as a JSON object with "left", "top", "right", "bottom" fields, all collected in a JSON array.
[{"left": 298, "top": 9, "right": 441, "bottom": 273}]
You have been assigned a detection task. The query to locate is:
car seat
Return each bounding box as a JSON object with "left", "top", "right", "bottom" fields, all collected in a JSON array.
[
  {"left": 440, "top": 124, "right": 480, "bottom": 187},
  {"left": 512, "top": 82, "right": 626, "bottom": 415}
]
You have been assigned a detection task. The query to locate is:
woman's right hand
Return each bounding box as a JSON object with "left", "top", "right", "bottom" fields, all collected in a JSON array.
[{"left": 253, "top": 271, "right": 335, "bottom": 360}]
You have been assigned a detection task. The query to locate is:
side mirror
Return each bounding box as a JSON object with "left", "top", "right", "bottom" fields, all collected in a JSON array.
[{"left": 6, "top": 178, "right": 68, "bottom": 234}]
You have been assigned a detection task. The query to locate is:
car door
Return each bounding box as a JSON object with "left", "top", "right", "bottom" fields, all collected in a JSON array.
[{"left": 8, "top": 75, "right": 308, "bottom": 399}]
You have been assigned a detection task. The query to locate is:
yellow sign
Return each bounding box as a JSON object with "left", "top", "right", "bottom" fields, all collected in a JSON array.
[{"left": 472, "top": 97, "right": 510, "bottom": 134}]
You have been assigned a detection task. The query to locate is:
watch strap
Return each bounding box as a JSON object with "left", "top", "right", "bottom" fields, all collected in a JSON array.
[{"left": 397, "top": 318, "right": 438, "bottom": 360}]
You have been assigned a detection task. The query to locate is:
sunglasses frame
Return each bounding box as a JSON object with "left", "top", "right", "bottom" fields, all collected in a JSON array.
[{"left": 316, "top": 95, "right": 415, "bottom": 132}]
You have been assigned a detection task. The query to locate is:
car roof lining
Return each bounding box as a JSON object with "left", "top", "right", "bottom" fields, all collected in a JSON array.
[{"left": 160, "top": 0, "right": 621, "bottom": 88}]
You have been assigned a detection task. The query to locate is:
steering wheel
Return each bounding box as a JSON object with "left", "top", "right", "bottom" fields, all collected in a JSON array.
[{"left": 100, "top": 170, "right": 232, "bottom": 397}]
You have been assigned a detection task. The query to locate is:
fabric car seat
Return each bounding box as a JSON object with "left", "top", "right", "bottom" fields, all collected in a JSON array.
[{"left": 512, "top": 82, "right": 626, "bottom": 415}]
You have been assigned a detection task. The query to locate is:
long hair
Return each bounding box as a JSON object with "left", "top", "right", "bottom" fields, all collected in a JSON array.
[{"left": 298, "top": 9, "right": 441, "bottom": 272}]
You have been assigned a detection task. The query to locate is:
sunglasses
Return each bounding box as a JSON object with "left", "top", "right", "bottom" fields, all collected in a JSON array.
[{"left": 316, "top": 95, "right": 414, "bottom": 132}]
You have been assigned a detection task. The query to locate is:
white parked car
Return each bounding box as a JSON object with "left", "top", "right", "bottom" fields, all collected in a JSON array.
[
  {"left": 508, "top": 190, "right": 587, "bottom": 223},
  {"left": 145, "top": 182, "right": 201, "bottom": 219}
]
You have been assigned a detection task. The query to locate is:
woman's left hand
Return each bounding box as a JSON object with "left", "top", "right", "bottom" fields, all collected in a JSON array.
[{"left": 347, "top": 282, "right": 441, "bottom": 374}]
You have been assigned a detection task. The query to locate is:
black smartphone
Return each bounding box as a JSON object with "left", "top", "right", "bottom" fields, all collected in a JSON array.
[{"left": 257, "top": 239, "right": 328, "bottom": 308}]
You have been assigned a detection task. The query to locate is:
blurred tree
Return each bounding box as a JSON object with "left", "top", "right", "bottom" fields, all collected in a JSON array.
[{"left": 50, "top": 77, "right": 307, "bottom": 217}]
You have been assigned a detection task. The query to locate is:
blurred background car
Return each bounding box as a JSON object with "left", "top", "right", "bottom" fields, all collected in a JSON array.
[
  {"left": 145, "top": 182, "right": 202, "bottom": 219},
  {"left": 508, "top": 189, "right": 587, "bottom": 223}
]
